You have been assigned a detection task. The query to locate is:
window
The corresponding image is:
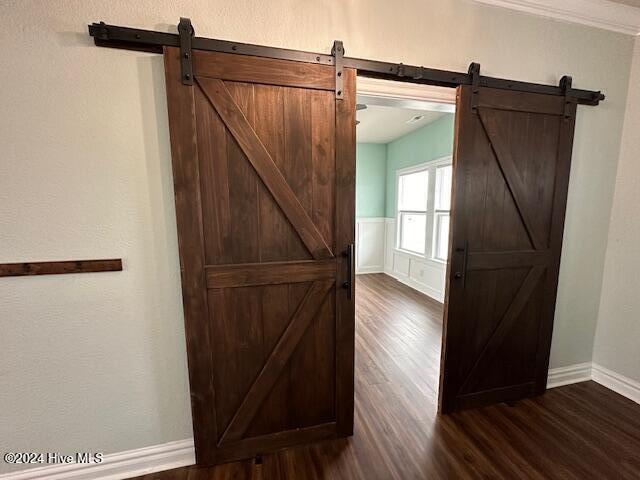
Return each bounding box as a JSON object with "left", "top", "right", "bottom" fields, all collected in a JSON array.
[
  {"left": 396, "top": 157, "right": 453, "bottom": 261},
  {"left": 397, "top": 169, "right": 429, "bottom": 254},
  {"left": 433, "top": 165, "right": 452, "bottom": 261}
]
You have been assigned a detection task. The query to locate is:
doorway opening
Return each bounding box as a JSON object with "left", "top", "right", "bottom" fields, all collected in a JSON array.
[{"left": 354, "top": 77, "right": 456, "bottom": 411}]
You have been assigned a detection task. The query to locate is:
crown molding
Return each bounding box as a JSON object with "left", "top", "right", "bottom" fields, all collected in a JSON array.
[{"left": 473, "top": 0, "right": 640, "bottom": 36}]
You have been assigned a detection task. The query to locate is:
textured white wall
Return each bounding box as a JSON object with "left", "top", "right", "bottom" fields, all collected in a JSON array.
[
  {"left": 0, "top": 0, "right": 634, "bottom": 473},
  {"left": 593, "top": 37, "right": 640, "bottom": 382}
]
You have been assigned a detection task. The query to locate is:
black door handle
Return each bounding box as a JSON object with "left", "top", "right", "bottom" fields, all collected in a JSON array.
[
  {"left": 342, "top": 243, "right": 354, "bottom": 299},
  {"left": 454, "top": 240, "right": 469, "bottom": 288}
]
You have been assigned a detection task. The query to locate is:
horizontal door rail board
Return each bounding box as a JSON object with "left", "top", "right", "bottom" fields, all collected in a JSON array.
[
  {"left": 213, "top": 422, "right": 337, "bottom": 464},
  {"left": 193, "top": 50, "right": 334, "bottom": 90},
  {"left": 219, "top": 279, "right": 334, "bottom": 444},
  {"left": 88, "top": 19, "right": 605, "bottom": 106},
  {"left": 454, "top": 381, "right": 537, "bottom": 410},
  {"left": 206, "top": 260, "right": 336, "bottom": 288},
  {"left": 459, "top": 265, "right": 546, "bottom": 394},
  {"left": 196, "top": 77, "right": 334, "bottom": 260},
  {"left": 467, "top": 250, "right": 551, "bottom": 270},
  {"left": 0, "top": 259, "right": 122, "bottom": 277},
  {"left": 476, "top": 88, "right": 566, "bottom": 115}
]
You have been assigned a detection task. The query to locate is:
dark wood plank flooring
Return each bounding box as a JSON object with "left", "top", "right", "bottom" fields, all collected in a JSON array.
[{"left": 131, "top": 274, "right": 640, "bottom": 479}]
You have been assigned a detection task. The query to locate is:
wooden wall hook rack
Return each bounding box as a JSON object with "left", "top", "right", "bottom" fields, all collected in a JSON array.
[{"left": 0, "top": 259, "right": 123, "bottom": 278}]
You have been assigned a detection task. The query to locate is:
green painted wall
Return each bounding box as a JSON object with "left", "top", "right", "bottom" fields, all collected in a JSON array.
[
  {"left": 385, "top": 114, "right": 455, "bottom": 218},
  {"left": 355, "top": 114, "right": 455, "bottom": 219},
  {"left": 356, "top": 143, "right": 387, "bottom": 218}
]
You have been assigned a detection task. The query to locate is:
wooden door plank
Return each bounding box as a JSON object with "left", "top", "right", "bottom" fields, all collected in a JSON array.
[
  {"left": 206, "top": 260, "right": 336, "bottom": 288},
  {"left": 163, "top": 47, "right": 217, "bottom": 464},
  {"left": 194, "top": 85, "right": 233, "bottom": 265},
  {"left": 282, "top": 87, "right": 316, "bottom": 261},
  {"left": 248, "top": 283, "right": 292, "bottom": 436},
  {"left": 224, "top": 82, "right": 261, "bottom": 264},
  {"left": 310, "top": 89, "right": 336, "bottom": 251},
  {"left": 253, "top": 84, "right": 308, "bottom": 262},
  {"left": 478, "top": 109, "right": 545, "bottom": 251},
  {"left": 282, "top": 87, "right": 327, "bottom": 428},
  {"left": 196, "top": 77, "right": 333, "bottom": 260},
  {"left": 219, "top": 279, "right": 334, "bottom": 443}
]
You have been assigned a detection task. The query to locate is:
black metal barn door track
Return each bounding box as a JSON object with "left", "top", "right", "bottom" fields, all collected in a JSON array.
[{"left": 88, "top": 17, "right": 604, "bottom": 106}]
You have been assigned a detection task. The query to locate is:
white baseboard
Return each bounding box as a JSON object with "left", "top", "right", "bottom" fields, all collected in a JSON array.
[
  {"left": 356, "top": 267, "right": 384, "bottom": 274},
  {"left": 547, "top": 362, "right": 640, "bottom": 405},
  {"left": 384, "top": 268, "right": 445, "bottom": 303},
  {"left": 592, "top": 363, "right": 640, "bottom": 405},
  {"left": 546, "top": 362, "right": 592, "bottom": 388},
  {"left": 0, "top": 439, "right": 195, "bottom": 480}
]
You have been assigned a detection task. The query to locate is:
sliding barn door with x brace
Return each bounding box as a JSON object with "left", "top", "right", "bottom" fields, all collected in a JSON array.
[{"left": 163, "top": 46, "right": 356, "bottom": 464}]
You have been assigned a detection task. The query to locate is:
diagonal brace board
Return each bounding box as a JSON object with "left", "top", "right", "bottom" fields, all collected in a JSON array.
[
  {"left": 196, "top": 77, "right": 334, "bottom": 260},
  {"left": 458, "top": 265, "right": 546, "bottom": 394},
  {"left": 478, "top": 109, "right": 546, "bottom": 251},
  {"left": 219, "top": 279, "right": 334, "bottom": 443}
]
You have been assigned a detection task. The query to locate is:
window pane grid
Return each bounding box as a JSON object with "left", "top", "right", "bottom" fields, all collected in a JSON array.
[
  {"left": 399, "top": 212, "right": 426, "bottom": 254},
  {"left": 434, "top": 212, "right": 450, "bottom": 261},
  {"left": 396, "top": 160, "right": 452, "bottom": 261}
]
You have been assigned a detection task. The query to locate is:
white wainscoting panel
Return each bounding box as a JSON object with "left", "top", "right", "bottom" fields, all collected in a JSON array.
[
  {"left": 381, "top": 218, "right": 446, "bottom": 303},
  {"left": 355, "top": 218, "right": 386, "bottom": 274}
]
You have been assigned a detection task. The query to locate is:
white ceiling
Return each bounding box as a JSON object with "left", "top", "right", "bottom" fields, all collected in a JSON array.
[{"left": 356, "top": 104, "right": 447, "bottom": 144}]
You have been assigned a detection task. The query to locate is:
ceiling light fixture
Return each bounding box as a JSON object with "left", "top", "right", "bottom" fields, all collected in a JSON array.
[{"left": 406, "top": 114, "right": 425, "bottom": 124}]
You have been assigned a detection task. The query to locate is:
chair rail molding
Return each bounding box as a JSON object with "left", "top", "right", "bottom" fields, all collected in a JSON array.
[{"left": 473, "top": 0, "right": 640, "bottom": 35}]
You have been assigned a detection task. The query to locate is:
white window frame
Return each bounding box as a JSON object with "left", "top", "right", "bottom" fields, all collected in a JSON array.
[
  {"left": 396, "top": 164, "right": 430, "bottom": 255},
  {"left": 395, "top": 155, "right": 453, "bottom": 262}
]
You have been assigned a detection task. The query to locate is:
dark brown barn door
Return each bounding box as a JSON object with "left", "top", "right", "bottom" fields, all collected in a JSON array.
[
  {"left": 439, "top": 86, "right": 577, "bottom": 413},
  {"left": 163, "top": 47, "right": 355, "bottom": 464}
]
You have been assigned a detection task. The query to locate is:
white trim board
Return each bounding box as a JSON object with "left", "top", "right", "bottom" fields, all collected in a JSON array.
[
  {"left": 547, "top": 362, "right": 640, "bottom": 405},
  {"left": 473, "top": 0, "right": 640, "bottom": 36},
  {"left": 2, "top": 363, "right": 639, "bottom": 479},
  {"left": 384, "top": 268, "right": 445, "bottom": 303},
  {"left": 0, "top": 439, "right": 195, "bottom": 480},
  {"left": 356, "top": 76, "right": 457, "bottom": 111},
  {"left": 592, "top": 363, "right": 640, "bottom": 405},
  {"left": 546, "top": 362, "right": 592, "bottom": 388}
]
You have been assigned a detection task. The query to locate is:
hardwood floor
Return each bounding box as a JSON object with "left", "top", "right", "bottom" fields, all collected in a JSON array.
[{"left": 131, "top": 274, "right": 640, "bottom": 479}]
